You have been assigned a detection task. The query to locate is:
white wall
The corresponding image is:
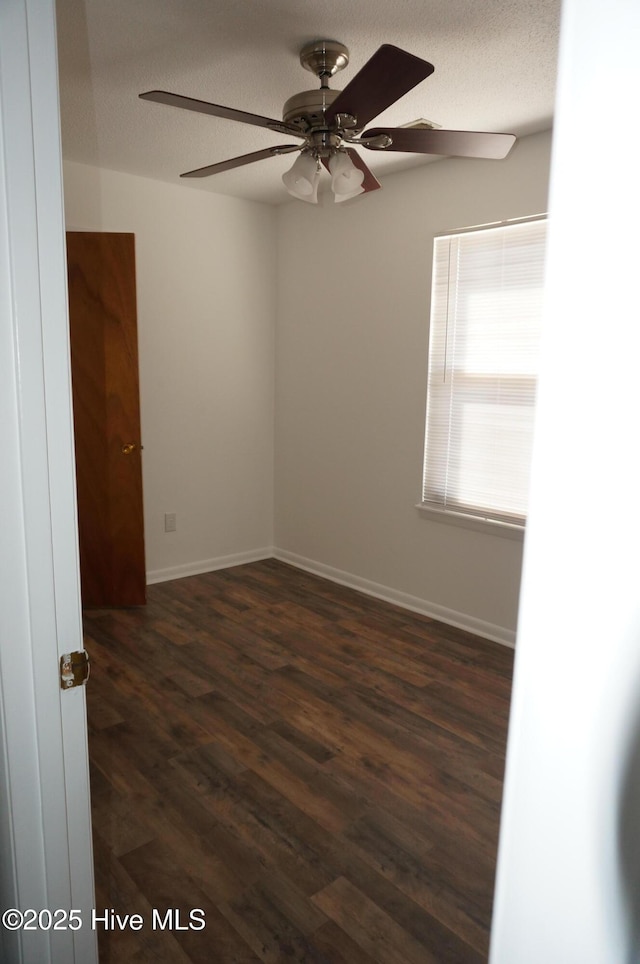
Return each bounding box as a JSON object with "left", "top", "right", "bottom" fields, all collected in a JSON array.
[
  {"left": 63, "top": 162, "right": 276, "bottom": 580},
  {"left": 275, "top": 130, "right": 552, "bottom": 643},
  {"left": 63, "top": 132, "right": 551, "bottom": 639}
]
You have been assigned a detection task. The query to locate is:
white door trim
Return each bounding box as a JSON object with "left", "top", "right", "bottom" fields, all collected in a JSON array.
[
  {"left": 0, "top": 1, "right": 97, "bottom": 962},
  {"left": 490, "top": 0, "right": 640, "bottom": 960}
]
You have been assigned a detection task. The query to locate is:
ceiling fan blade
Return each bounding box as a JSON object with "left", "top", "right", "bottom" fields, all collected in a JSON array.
[
  {"left": 140, "top": 90, "right": 303, "bottom": 138},
  {"left": 181, "top": 144, "right": 301, "bottom": 178},
  {"left": 361, "top": 127, "right": 516, "bottom": 159},
  {"left": 324, "top": 45, "right": 434, "bottom": 131}
]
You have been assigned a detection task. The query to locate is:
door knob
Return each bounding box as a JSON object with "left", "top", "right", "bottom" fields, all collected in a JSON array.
[{"left": 121, "top": 442, "right": 137, "bottom": 455}]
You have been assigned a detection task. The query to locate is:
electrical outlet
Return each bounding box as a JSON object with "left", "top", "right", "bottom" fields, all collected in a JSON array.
[{"left": 164, "top": 512, "right": 176, "bottom": 533}]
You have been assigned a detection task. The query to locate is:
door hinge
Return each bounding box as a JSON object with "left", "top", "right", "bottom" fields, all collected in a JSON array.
[{"left": 60, "top": 650, "right": 90, "bottom": 690}]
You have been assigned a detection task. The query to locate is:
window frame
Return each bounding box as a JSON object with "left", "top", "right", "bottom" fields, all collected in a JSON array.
[{"left": 418, "top": 214, "right": 548, "bottom": 537}]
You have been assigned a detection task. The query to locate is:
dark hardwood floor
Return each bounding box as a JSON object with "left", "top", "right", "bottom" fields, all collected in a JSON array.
[{"left": 84, "top": 559, "right": 514, "bottom": 963}]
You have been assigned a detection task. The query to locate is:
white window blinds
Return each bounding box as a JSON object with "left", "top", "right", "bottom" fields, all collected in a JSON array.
[{"left": 422, "top": 216, "right": 547, "bottom": 526}]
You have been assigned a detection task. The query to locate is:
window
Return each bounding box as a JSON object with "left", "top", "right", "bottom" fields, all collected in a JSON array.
[{"left": 421, "top": 215, "right": 547, "bottom": 530}]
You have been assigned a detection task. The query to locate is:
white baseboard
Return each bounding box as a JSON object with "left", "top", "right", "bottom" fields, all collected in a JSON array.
[
  {"left": 146, "top": 547, "right": 274, "bottom": 585},
  {"left": 273, "top": 548, "right": 516, "bottom": 649},
  {"left": 147, "top": 545, "right": 516, "bottom": 648}
]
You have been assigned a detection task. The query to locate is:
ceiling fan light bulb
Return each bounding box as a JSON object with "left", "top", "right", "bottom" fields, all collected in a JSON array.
[{"left": 282, "top": 152, "right": 319, "bottom": 201}]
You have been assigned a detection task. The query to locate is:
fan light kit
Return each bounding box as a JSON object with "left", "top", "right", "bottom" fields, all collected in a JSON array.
[{"left": 140, "top": 40, "right": 516, "bottom": 204}]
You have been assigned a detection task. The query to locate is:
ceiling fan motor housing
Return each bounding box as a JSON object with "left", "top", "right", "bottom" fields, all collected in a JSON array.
[{"left": 282, "top": 88, "right": 340, "bottom": 133}]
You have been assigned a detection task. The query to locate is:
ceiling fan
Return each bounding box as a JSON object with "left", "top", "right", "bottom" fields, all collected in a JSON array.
[{"left": 140, "top": 40, "right": 516, "bottom": 204}]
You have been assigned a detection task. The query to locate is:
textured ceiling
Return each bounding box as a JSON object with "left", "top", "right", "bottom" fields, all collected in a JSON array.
[{"left": 55, "top": 0, "right": 561, "bottom": 205}]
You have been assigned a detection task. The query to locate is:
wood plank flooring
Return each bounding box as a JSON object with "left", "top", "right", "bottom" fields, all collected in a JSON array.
[{"left": 84, "top": 559, "right": 514, "bottom": 963}]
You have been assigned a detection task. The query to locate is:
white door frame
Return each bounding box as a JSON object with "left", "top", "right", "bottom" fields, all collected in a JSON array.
[
  {"left": 491, "top": 0, "right": 640, "bottom": 960},
  {"left": 0, "top": 1, "right": 97, "bottom": 962}
]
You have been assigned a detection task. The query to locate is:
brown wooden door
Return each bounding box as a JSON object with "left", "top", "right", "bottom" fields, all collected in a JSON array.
[{"left": 66, "top": 232, "right": 146, "bottom": 607}]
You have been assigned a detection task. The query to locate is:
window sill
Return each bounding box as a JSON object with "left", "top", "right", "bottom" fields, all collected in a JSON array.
[{"left": 415, "top": 503, "right": 525, "bottom": 541}]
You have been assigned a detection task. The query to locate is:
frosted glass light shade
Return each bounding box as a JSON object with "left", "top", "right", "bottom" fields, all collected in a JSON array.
[
  {"left": 329, "top": 151, "right": 365, "bottom": 201},
  {"left": 282, "top": 152, "right": 320, "bottom": 203}
]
